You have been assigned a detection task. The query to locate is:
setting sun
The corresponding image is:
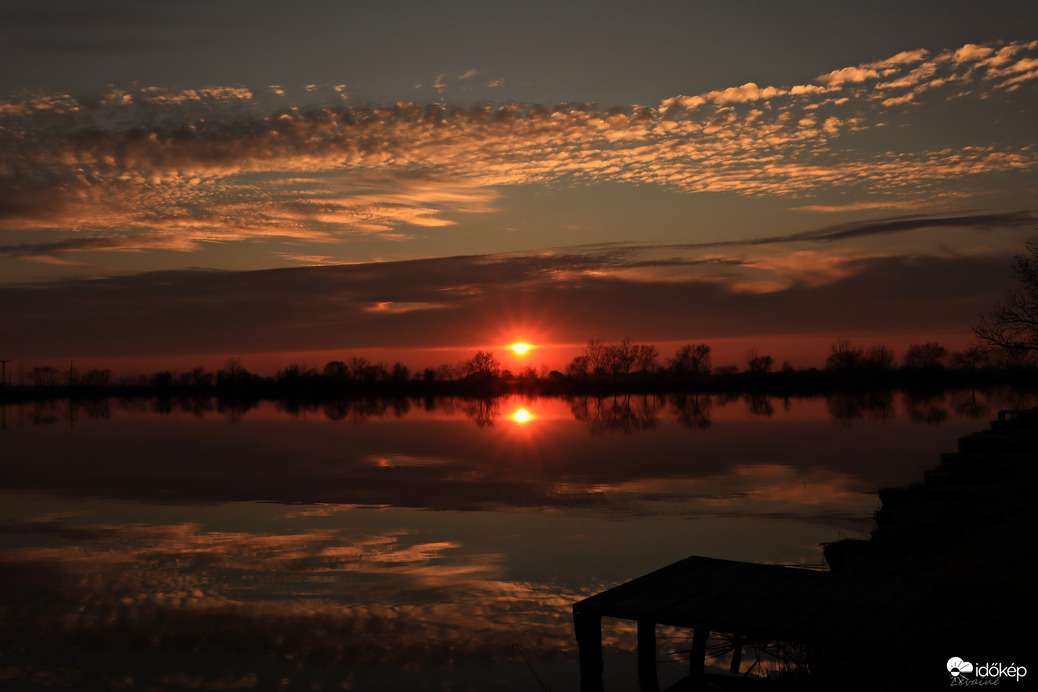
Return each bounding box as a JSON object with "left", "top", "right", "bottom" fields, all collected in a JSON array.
[
  {"left": 511, "top": 343, "right": 532, "bottom": 355},
  {"left": 512, "top": 408, "right": 532, "bottom": 423}
]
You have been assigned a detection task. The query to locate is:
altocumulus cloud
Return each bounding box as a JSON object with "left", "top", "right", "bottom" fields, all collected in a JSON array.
[{"left": 1, "top": 41, "right": 1036, "bottom": 261}]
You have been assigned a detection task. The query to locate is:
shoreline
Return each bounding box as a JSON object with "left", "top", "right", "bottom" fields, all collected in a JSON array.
[
  {"left": 816, "top": 410, "right": 1038, "bottom": 690},
  {"left": 2, "top": 366, "right": 1036, "bottom": 404}
]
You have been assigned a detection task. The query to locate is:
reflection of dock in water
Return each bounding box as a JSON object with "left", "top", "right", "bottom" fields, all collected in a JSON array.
[
  {"left": 573, "top": 555, "right": 921, "bottom": 691},
  {"left": 574, "top": 409, "right": 1038, "bottom": 691}
]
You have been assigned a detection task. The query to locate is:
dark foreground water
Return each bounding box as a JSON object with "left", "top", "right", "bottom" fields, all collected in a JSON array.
[{"left": 0, "top": 389, "right": 1028, "bottom": 690}]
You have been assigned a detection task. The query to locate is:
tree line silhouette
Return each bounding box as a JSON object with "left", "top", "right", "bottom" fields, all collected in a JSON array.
[{"left": 3, "top": 335, "right": 1035, "bottom": 402}]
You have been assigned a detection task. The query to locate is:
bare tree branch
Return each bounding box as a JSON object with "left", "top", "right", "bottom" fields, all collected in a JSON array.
[{"left": 974, "top": 240, "right": 1038, "bottom": 353}]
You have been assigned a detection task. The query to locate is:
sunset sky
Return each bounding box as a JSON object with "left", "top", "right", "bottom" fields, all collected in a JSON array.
[{"left": 2, "top": 0, "right": 1037, "bottom": 372}]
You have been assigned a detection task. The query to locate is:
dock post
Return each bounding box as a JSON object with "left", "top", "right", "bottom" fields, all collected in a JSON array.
[
  {"left": 690, "top": 628, "right": 708, "bottom": 678},
  {"left": 574, "top": 608, "right": 604, "bottom": 692},
  {"left": 729, "top": 635, "right": 743, "bottom": 674},
  {"left": 637, "top": 620, "right": 659, "bottom": 691}
]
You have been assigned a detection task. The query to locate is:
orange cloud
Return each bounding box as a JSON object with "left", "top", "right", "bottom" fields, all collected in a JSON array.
[
  {"left": 738, "top": 250, "right": 886, "bottom": 289},
  {"left": 815, "top": 66, "right": 880, "bottom": 87},
  {"left": 0, "top": 41, "right": 1035, "bottom": 260},
  {"left": 952, "top": 43, "right": 994, "bottom": 65}
]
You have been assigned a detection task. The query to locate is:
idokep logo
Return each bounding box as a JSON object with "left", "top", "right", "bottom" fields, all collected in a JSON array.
[{"left": 948, "top": 656, "right": 1028, "bottom": 686}]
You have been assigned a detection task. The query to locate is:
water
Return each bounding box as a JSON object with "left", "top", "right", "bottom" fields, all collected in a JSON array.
[{"left": 0, "top": 390, "right": 1025, "bottom": 690}]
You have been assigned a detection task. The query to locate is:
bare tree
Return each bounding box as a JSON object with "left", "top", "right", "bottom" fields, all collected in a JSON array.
[
  {"left": 607, "top": 338, "right": 638, "bottom": 377},
  {"left": 28, "top": 366, "right": 59, "bottom": 387},
  {"left": 369, "top": 361, "right": 389, "bottom": 381},
  {"left": 583, "top": 338, "right": 610, "bottom": 375},
  {"left": 669, "top": 343, "right": 711, "bottom": 379},
  {"left": 745, "top": 348, "right": 773, "bottom": 374},
  {"left": 634, "top": 343, "right": 659, "bottom": 376},
  {"left": 218, "top": 357, "right": 253, "bottom": 386},
  {"left": 949, "top": 346, "right": 989, "bottom": 370},
  {"left": 435, "top": 363, "right": 460, "bottom": 381},
  {"left": 566, "top": 355, "right": 590, "bottom": 377},
  {"left": 348, "top": 356, "right": 372, "bottom": 380},
  {"left": 186, "top": 366, "right": 213, "bottom": 387},
  {"left": 82, "top": 369, "right": 112, "bottom": 387},
  {"left": 902, "top": 342, "right": 948, "bottom": 369},
  {"left": 389, "top": 362, "right": 410, "bottom": 382},
  {"left": 825, "top": 339, "right": 862, "bottom": 370},
  {"left": 517, "top": 365, "right": 538, "bottom": 381},
  {"left": 151, "top": 371, "right": 174, "bottom": 388},
  {"left": 975, "top": 241, "right": 1038, "bottom": 354},
  {"left": 862, "top": 345, "right": 896, "bottom": 370},
  {"left": 826, "top": 340, "right": 896, "bottom": 370},
  {"left": 465, "top": 350, "right": 501, "bottom": 378},
  {"left": 276, "top": 362, "right": 318, "bottom": 383}
]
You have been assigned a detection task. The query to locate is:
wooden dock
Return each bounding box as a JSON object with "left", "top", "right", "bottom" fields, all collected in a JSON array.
[{"left": 572, "top": 555, "right": 921, "bottom": 691}]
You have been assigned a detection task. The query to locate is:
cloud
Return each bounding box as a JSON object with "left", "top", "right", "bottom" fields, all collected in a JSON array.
[
  {"left": 677, "top": 82, "right": 788, "bottom": 106},
  {"left": 134, "top": 85, "right": 255, "bottom": 105},
  {"left": 880, "top": 92, "right": 916, "bottom": 107},
  {"left": 785, "top": 210, "right": 1038, "bottom": 244},
  {"left": 0, "top": 231, "right": 1022, "bottom": 359},
  {"left": 876, "top": 61, "right": 938, "bottom": 91},
  {"left": 0, "top": 41, "right": 1035, "bottom": 260},
  {"left": 952, "top": 43, "right": 994, "bottom": 64},
  {"left": 275, "top": 253, "right": 343, "bottom": 266},
  {"left": 815, "top": 66, "right": 880, "bottom": 88},
  {"left": 737, "top": 250, "right": 883, "bottom": 288},
  {"left": 612, "top": 211, "right": 1038, "bottom": 253},
  {"left": 998, "top": 56, "right": 1038, "bottom": 88},
  {"left": 867, "top": 49, "right": 930, "bottom": 70},
  {"left": 364, "top": 301, "right": 450, "bottom": 314},
  {"left": 790, "top": 200, "right": 937, "bottom": 213},
  {"left": 0, "top": 232, "right": 188, "bottom": 258}
]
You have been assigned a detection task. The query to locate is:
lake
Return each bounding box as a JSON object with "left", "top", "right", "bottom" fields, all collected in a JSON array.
[{"left": 0, "top": 389, "right": 1027, "bottom": 690}]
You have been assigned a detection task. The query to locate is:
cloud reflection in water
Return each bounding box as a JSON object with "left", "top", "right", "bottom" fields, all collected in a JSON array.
[{"left": 0, "top": 390, "right": 1032, "bottom": 689}]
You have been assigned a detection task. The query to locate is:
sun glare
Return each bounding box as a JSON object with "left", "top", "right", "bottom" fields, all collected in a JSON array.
[
  {"left": 511, "top": 343, "right": 531, "bottom": 355},
  {"left": 512, "top": 408, "right": 532, "bottom": 423}
]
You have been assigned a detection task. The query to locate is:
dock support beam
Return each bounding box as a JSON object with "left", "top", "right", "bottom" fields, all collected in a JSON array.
[
  {"left": 637, "top": 620, "right": 659, "bottom": 691},
  {"left": 574, "top": 609, "right": 603, "bottom": 692}
]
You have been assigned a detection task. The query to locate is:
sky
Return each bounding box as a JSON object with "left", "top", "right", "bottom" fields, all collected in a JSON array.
[{"left": 2, "top": 0, "right": 1037, "bottom": 373}]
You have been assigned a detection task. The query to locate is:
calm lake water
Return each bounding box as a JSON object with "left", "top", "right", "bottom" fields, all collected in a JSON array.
[{"left": 0, "top": 389, "right": 1029, "bottom": 690}]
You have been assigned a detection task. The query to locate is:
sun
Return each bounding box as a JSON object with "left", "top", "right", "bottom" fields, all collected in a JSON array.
[
  {"left": 512, "top": 408, "right": 532, "bottom": 423},
  {"left": 510, "top": 342, "right": 531, "bottom": 355}
]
